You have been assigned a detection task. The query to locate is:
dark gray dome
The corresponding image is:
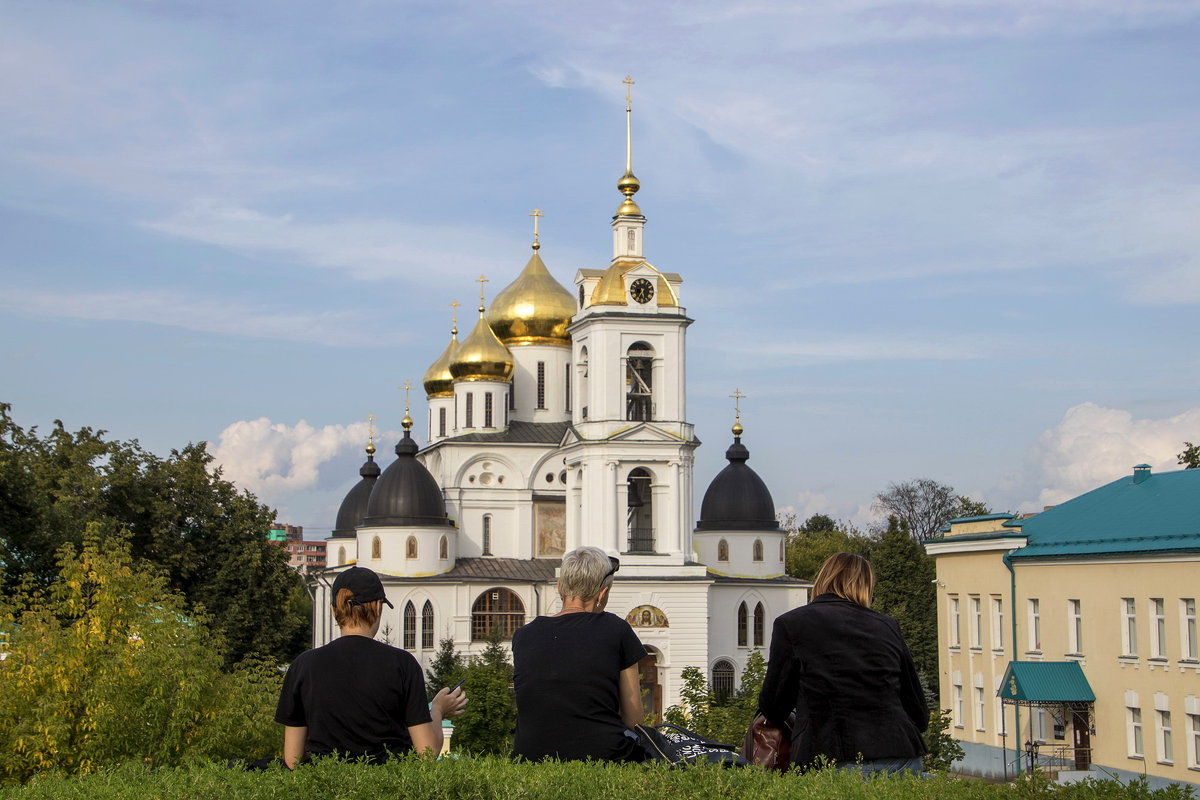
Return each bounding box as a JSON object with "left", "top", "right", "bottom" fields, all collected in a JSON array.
[
  {"left": 331, "top": 451, "right": 381, "bottom": 538},
  {"left": 362, "top": 432, "right": 452, "bottom": 527},
  {"left": 696, "top": 436, "right": 781, "bottom": 531}
]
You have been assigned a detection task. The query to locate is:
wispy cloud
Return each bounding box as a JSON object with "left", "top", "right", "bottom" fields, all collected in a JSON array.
[{"left": 714, "top": 335, "right": 986, "bottom": 365}]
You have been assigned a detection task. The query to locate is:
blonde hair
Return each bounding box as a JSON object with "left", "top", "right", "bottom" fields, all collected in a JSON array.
[
  {"left": 812, "top": 552, "right": 875, "bottom": 607},
  {"left": 332, "top": 588, "right": 383, "bottom": 628},
  {"left": 557, "top": 546, "right": 613, "bottom": 602}
]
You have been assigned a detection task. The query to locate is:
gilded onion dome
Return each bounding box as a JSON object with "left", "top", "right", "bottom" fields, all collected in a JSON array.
[
  {"left": 423, "top": 325, "right": 459, "bottom": 398},
  {"left": 487, "top": 249, "right": 575, "bottom": 347},
  {"left": 450, "top": 302, "right": 514, "bottom": 382}
]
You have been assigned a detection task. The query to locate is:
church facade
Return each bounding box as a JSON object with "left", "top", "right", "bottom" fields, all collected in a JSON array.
[{"left": 315, "top": 88, "right": 809, "bottom": 715}]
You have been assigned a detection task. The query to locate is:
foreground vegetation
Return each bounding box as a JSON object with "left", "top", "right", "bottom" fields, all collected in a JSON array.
[{"left": 1, "top": 757, "right": 1195, "bottom": 800}]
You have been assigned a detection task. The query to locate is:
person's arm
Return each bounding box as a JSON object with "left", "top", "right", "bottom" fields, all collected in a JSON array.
[
  {"left": 618, "top": 663, "right": 643, "bottom": 729},
  {"left": 758, "top": 618, "right": 798, "bottom": 728},
  {"left": 282, "top": 725, "right": 307, "bottom": 769}
]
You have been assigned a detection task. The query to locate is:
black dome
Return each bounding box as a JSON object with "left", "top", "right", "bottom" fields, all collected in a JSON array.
[
  {"left": 362, "top": 432, "right": 452, "bottom": 527},
  {"left": 331, "top": 452, "right": 381, "bottom": 538},
  {"left": 696, "top": 436, "right": 781, "bottom": 531}
]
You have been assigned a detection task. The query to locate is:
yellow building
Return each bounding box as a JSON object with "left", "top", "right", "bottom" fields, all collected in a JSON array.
[{"left": 926, "top": 465, "right": 1200, "bottom": 789}]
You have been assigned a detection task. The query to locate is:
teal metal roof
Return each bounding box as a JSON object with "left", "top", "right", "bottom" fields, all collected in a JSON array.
[
  {"left": 938, "top": 513, "right": 1017, "bottom": 534},
  {"left": 999, "top": 661, "right": 1095, "bottom": 703},
  {"left": 1008, "top": 467, "right": 1200, "bottom": 559}
]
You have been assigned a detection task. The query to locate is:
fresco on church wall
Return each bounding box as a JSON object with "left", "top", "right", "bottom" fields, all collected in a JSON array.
[
  {"left": 535, "top": 501, "right": 566, "bottom": 557},
  {"left": 626, "top": 605, "right": 669, "bottom": 628}
]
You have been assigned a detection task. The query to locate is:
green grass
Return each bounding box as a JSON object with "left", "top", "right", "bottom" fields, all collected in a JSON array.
[{"left": 1, "top": 757, "right": 1195, "bottom": 800}]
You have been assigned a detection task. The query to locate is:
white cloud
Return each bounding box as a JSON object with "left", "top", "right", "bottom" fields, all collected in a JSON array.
[
  {"left": 0, "top": 286, "right": 389, "bottom": 347},
  {"left": 1026, "top": 402, "right": 1200, "bottom": 507},
  {"left": 745, "top": 335, "right": 985, "bottom": 364}
]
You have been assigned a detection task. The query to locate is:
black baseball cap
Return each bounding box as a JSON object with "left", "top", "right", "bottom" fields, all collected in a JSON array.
[{"left": 331, "top": 566, "right": 394, "bottom": 608}]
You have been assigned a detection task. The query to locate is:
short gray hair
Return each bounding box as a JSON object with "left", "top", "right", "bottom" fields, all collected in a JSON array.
[{"left": 557, "top": 546, "right": 613, "bottom": 601}]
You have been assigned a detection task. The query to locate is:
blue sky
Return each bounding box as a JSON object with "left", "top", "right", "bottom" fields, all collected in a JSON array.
[{"left": 3, "top": 0, "right": 1198, "bottom": 534}]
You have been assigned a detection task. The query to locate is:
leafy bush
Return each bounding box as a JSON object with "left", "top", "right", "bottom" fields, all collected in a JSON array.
[{"left": 664, "top": 651, "right": 766, "bottom": 746}]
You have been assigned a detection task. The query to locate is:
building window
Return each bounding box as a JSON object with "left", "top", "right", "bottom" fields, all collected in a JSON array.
[
  {"left": 482, "top": 515, "right": 492, "bottom": 556},
  {"left": 779, "top": 539, "right": 785, "bottom": 562},
  {"left": 752, "top": 539, "right": 763, "bottom": 562},
  {"left": 991, "top": 596, "right": 1004, "bottom": 651},
  {"left": 711, "top": 660, "right": 735, "bottom": 701},
  {"left": 975, "top": 686, "right": 987, "bottom": 732},
  {"left": 737, "top": 602, "right": 748, "bottom": 648},
  {"left": 483, "top": 392, "right": 493, "bottom": 428},
  {"left": 471, "top": 587, "right": 525, "bottom": 641},
  {"left": 422, "top": 600, "right": 435, "bottom": 649},
  {"left": 1157, "top": 708, "right": 1174, "bottom": 764},
  {"left": 438, "top": 407, "right": 446, "bottom": 437},
  {"left": 406, "top": 536, "right": 418, "bottom": 559},
  {"left": 337, "top": 546, "right": 346, "bottom": 566},
  {"left": 371, "top": 536, "right": 382, "bottom": 560},
  {"left": 579, "top": 347, "right": 589, "bottom": 419},
  {"left": 953, "top": 684, "right": 964, "bottom": 728},
  {"left": 970, "top": 596, "right": 982, "bottom": 649},
  {"left": 1186, "top": 708, "right": 1200, "bottom": 769},
  {"left": 465, "top": 393, "right": 474, "bottom": 428},
  {"left": 537, "top": 361, "right": 546, "bottom": 409},
  {"left": 403, "top": 601, "right": 417, "bottom": 650},
  {"left": 625, "top": 342, "right": 653, "bottom": 421},
  {"left": 753, "top": 602, "right": 765, "bottom": 648},
  {"left": 509, "top": 381, "right": 516, "bottom": 410},
  {"left": 1067, "top": 599, "right": 1083, "bottom": 654},
  {"left": 565, "top": 363, "right": 571, "bottom": 412},
  {"left": 1183, "top": 598, "right": 1198, "bottom": 660},
  {"left": 1028, "top": 598, "right": 1041, "bottom": 652},
  {"left": 626, "top": 468, "right": 654, "bottom": 553},
  {"left": 1122, "top": 598, "right": 1138, "bottom": 656},
  {"left": 1151, "top": 598, "right": 1167, "bottom": 659},
  {"left": 438, "top": 535, "right": 448, "bottom": 560},
  {"left": 717, "top": 539, "right": 729, "bottom": 562},
  {"left": 578, "top": 284, "right": 585, "bottom": 308},
  {"left": 1129, "top": 705, "right": 1145, "bottom": 758},
  {"left": 949, "top": 596, "right": 961, "bottom": 648}
]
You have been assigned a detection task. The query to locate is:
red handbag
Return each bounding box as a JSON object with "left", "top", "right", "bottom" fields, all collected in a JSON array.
[{"left": 742, "top": 713, "right": 793, "bottom": 771}]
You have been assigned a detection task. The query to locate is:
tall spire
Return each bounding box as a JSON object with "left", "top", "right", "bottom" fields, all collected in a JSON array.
[
  {"left": 730, "top": 388, "right": 745, "bottom": 439},
  {"left": 616, "top": 75, "right": 642, "bottom": 217}
]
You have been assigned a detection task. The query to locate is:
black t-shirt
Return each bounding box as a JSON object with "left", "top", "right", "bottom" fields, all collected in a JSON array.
[
  {"left": 275, "top": 635, "right": 432, "bottom": 761},
  {"left": 511, "top": 611, "right": 647, "bottom": 762}
]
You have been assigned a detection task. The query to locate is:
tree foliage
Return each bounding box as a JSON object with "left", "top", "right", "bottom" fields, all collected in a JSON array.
[
  {"left": 874, "top": 478, "right": 991, "bottom": 542},
  {"left": 923, "top": 708, "right": 965, "bottom": 774},
  {"left": 450, "top": 632, "right": 516, "bottom": 755},
  {"left": 425, "top": 636, "right": 466, "bottom": 702},
  {"left": 870, "top": 516, "right": 938, "bottom": 703},
  {"left": 0, "top": 404, "right": 309, "bottom": 663},
  {"left": 1179, "top": 442, "right": 1200, "bottom": 469},
  {"left": 0, "top": 528, "right": 281, "bottom": 783},
  {"left": 664, "top": 651, "right": 767, "bottom": 746},
  {"left": 781, "top": 513, "right": 872, "bottom": 581}
]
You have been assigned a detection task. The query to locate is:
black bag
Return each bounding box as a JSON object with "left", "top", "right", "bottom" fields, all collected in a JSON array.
[{"left": 634, "top": 723, "right": 748, "bottom": 767}]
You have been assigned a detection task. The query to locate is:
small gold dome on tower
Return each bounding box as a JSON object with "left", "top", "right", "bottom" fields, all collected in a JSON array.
[
  {"left": 423, "top": 330, "right": 459, "bottom": 398},
  {"left": 451, "top": 312, "right": 514, "bottom": 381},
  {"left": 487, "top": 250, "right": 576, "bottom": 347}
]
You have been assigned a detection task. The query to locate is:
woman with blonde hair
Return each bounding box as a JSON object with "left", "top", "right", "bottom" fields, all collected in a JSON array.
[
  {"left": 275, "top": 566, "right": 467, "bottom": 766},
  {"left": 758, "top": 552, "right": 927, "bottom": 774},
  {"left": 511, "top": 546, "right": 646, "bottom": 761}
]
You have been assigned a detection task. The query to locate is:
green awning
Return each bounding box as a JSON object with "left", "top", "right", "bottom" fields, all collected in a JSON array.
[{"left": 999, "top": 661, "right": 1095, "bottom": 703}]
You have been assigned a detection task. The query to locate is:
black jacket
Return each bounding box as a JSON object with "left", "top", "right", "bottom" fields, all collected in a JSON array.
[{"left": 757, "top": 593, "right": 928, "bottom": 768}]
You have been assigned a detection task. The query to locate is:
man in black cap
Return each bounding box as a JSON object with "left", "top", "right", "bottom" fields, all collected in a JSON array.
[{"left": 275, "top": 567, "right": 467, "bottom": 766}]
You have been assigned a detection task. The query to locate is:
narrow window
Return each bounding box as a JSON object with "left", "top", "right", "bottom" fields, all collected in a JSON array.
[
  {"left": 970, "top": 596, "right": 982, "bottom": 648},
  {"left": 536, "top": 361, "right": 546, "bottom": 409},
  {"left": 1122, "top": 598, "right": 1138, "bottom": 656},
  {"left": 1068, "top": 599, "right": 1083, "bottom": 654},
  {"left": 421, "top": 601, "right": 435, "bottom": 649},
  {"left": 484, "top": 392, "right": 493, "bottom": 428},
  {"left": 975, "top": 686, "right": 987, "bottom": 732},
  {"left": 949, "top": 596, "right": 961, "bottom": 647},
  {"left": 1028, "top": 598, "right": 1041, "bottom": 651},
  {"left": 1158, "top": 709, "right": 1174, "bottom": 764},
  {"left": 953, "top": 684, "right": 964, "bottom": 728},
  {"left": 991, "top": 596, "right": 1004, "bottom": 651},
  {"left": 1151, "top": 598, "right": 1166, "bottom": 658},
  {"left": 465, "top": 393, "right": 474, "bottom": 428},
  {"left": 717, "top": 539, "right": 729, "bottom": 562},
  {"left": 337, "top": 546, "right": 346, "bottom": 566},
  {"left": 625, "top": 342, "right": 653, "bottom": 421},
  {"left": 406, "top": 536, "right": 418, "bottom": 559},
  {"left": 482, "top": 515, "right": 492, "bottom": 556},
  {"left": 578, "top": 284, "right": 585, "bottom": 309},
  {"left": 438, "top": 407, "right": 446, "bottom": 437},
  {"left": 371, "top": 536, "right": 381, "bottom": 560},
  {"left": 1183, "top": 598, "right": 1198, "bottom": 660},
  {"left": 438, "top": 535, "right": 448, "bottom": 560},
  {"left": 1129, "top": 706, "right": 1144, "bottom": 757},
  {"left": 509, "top": 382, "right": 516, "bottom": 410},
  {"left": 1187, "top": 710, "right": 1200, "bottom": 769},
  {"left": 737, "top": 602, "right": 747, "bottom": 647},
  {"left": 753, "top": 602, "right": 765, "bottom": 647},
  {"left": 403, "top": 601, "right": 416, "bottom": 650},
  {"left": 752, "top": 539, "right": 764, "bottom": 562},
  {"left": 564, "top": 363, "right": 571, "bottom": 413}
]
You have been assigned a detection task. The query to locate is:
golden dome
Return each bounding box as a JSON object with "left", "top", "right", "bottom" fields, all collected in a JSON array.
[
  {"left": 589, "top": 260, "right": 679, "bottom": 307},
  {"left": 487, "top": 250, "right": 575, "bottom": 347},
  {"left": 423, "top": 330, "right": 458, "bottom": 398},
  {"left": 450, "top": 310, "right": 514, "bottom": 382}
]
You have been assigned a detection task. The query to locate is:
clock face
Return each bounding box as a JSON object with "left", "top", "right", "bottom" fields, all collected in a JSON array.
[{"left": 630, "top": 277, "right": 655, "bottom": 304}]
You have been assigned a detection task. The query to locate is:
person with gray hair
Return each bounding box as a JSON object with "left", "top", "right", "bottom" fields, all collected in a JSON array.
[{"left": 511, "top": 546, "right": 647, "bottom": 761}]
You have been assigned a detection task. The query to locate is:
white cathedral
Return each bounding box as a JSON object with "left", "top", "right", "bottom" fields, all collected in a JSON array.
[{"left": 314, "top": 86, "right": 809, "bottom": 716}]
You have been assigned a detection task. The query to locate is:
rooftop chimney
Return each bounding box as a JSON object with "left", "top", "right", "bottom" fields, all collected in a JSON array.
[{"left": 1133, "top": 464, "right": 1152, "bottom": 484}]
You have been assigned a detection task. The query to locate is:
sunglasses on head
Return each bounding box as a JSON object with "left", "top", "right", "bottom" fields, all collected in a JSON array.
[{"left": 605, "top": 556, "right": 620, "bottom": 578}]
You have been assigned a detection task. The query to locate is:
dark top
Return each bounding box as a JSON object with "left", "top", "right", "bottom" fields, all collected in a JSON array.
[
  {"left": 275, "top": 635, "right": 433, "bottom": 761},
  {"left": 758, "top": 594, "right": 928, "bottom": 768},
  {"left": 511, "top": 612, "right": 647, "bottom": 762}
]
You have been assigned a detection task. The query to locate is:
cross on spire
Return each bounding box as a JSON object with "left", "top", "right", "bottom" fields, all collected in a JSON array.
[
  {"left": 449, "top": 299, "right": 460, "bottom": 335},
  {"left": 529, "top": 208, "right": 544, "bottom": 250},
  {"left": 399, "top": 382, "right": 414, "bottom": 431},
  {"left": 475, "top": 275, "right": 488, "bottom": 315},
  {"left": 729, "top": 388, "right": 746, "bottom": 437},
  {"left": 365, "top": 412, "right": 377, "bottom": 455},
  {"left": 623, "top": 75, "right": 635, "bottom": 109}
]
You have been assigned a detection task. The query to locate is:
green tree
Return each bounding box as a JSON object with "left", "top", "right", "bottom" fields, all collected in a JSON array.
[
  {"left": 868, "top": 516, "right": 938, "bottom": 703},
  {"left": 874, "top": 478, "right": 991, "bottom": 541},
  {"left": 923, "top": 708, "right": 965, "bottom": 774},
  {"left": 782, "top": 513, "right": 872, "bottom": 580},
  {"left": 0, "top": 404, "right": 308, "bottom": 663},
  {"left": 451, "top": 631, "right": 515, "bottom": 755},
  {"left": 425, "top": 636, "right": 466, "bottom": 702},
  {"left": 0, "top": 527, "right": 281, "bottom": 783},
  {"left": 664, "top": 651, "right": 766, "bottom": 746},
  {"left": 1179, "top": 442, "right": 1200, "bottom": 469}
]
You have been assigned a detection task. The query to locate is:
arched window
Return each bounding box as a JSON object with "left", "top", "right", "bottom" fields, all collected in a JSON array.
[
  {"left": 626, "top": 468, "right": 654, "bottom": 553},
  {"left": 371, "top": 536, "right": 381, "bottom": 560},
  {"left": 717, "top": 539, "right": 729, "bottom": 562},
  {"left": 403, "top": 601, "right": 417, "bottom": 650},
  {"left": 337, "top": 546, "right": 346, "bottom": 566},
  {"left": 471, "top": 587, "right": 525, "bottom": 641},
  {"left": 406, "top": 536, "right": 418, "bottom": 559},
  {"left": 752, "top": 539, "right": 764, "bottom": 562},
  {"left": 439, "top": 535, "right": 448, "bottom": 560},
  {"left": 712, "top": 659, "right": 736, "bottom": 701},
  {"left": 754, "top": 602, "right": 765, "bottom": 648},
  {"left": 421, "top": 600, "right": 435, "bottom": 649},
  {"left": 737, "top": 602, "right": 748, "bottom": 648},
  {"left": 578, "top": 284, "right": 585, "bottom": 309},
  {"left": 482, "top": 515, "right": 493, "bottom": 556},
  {"left": 779, "top": 539, "right": 785, "bottom": 562},
  {"left": 578, "top": 347, "right": 589, "bottom": 420},
  {"left": 625, "top": 341, "right": 653, "bottom": 421}
]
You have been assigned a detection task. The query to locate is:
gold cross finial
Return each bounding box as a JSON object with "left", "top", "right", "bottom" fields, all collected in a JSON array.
[
  {"left": 449, "top": 299, "right": 460, "bottom": 336},
  {"left": 365, "top": 413, "right": 378, "bottom": 455},
  {"left": 730, "top": 389, "right": 746, "bottom": 437},
  {"left": 529, "top": 208, "right": 544, "bottom": 250},
  {"left": 475, "top": 275, "right": 488, "bottom": 315},
  {"left": 623, "top": 75, "right": 635, "bottom": 109},
  {"left": 399, "top": 382, "right": 414, "bottom": 431}
]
